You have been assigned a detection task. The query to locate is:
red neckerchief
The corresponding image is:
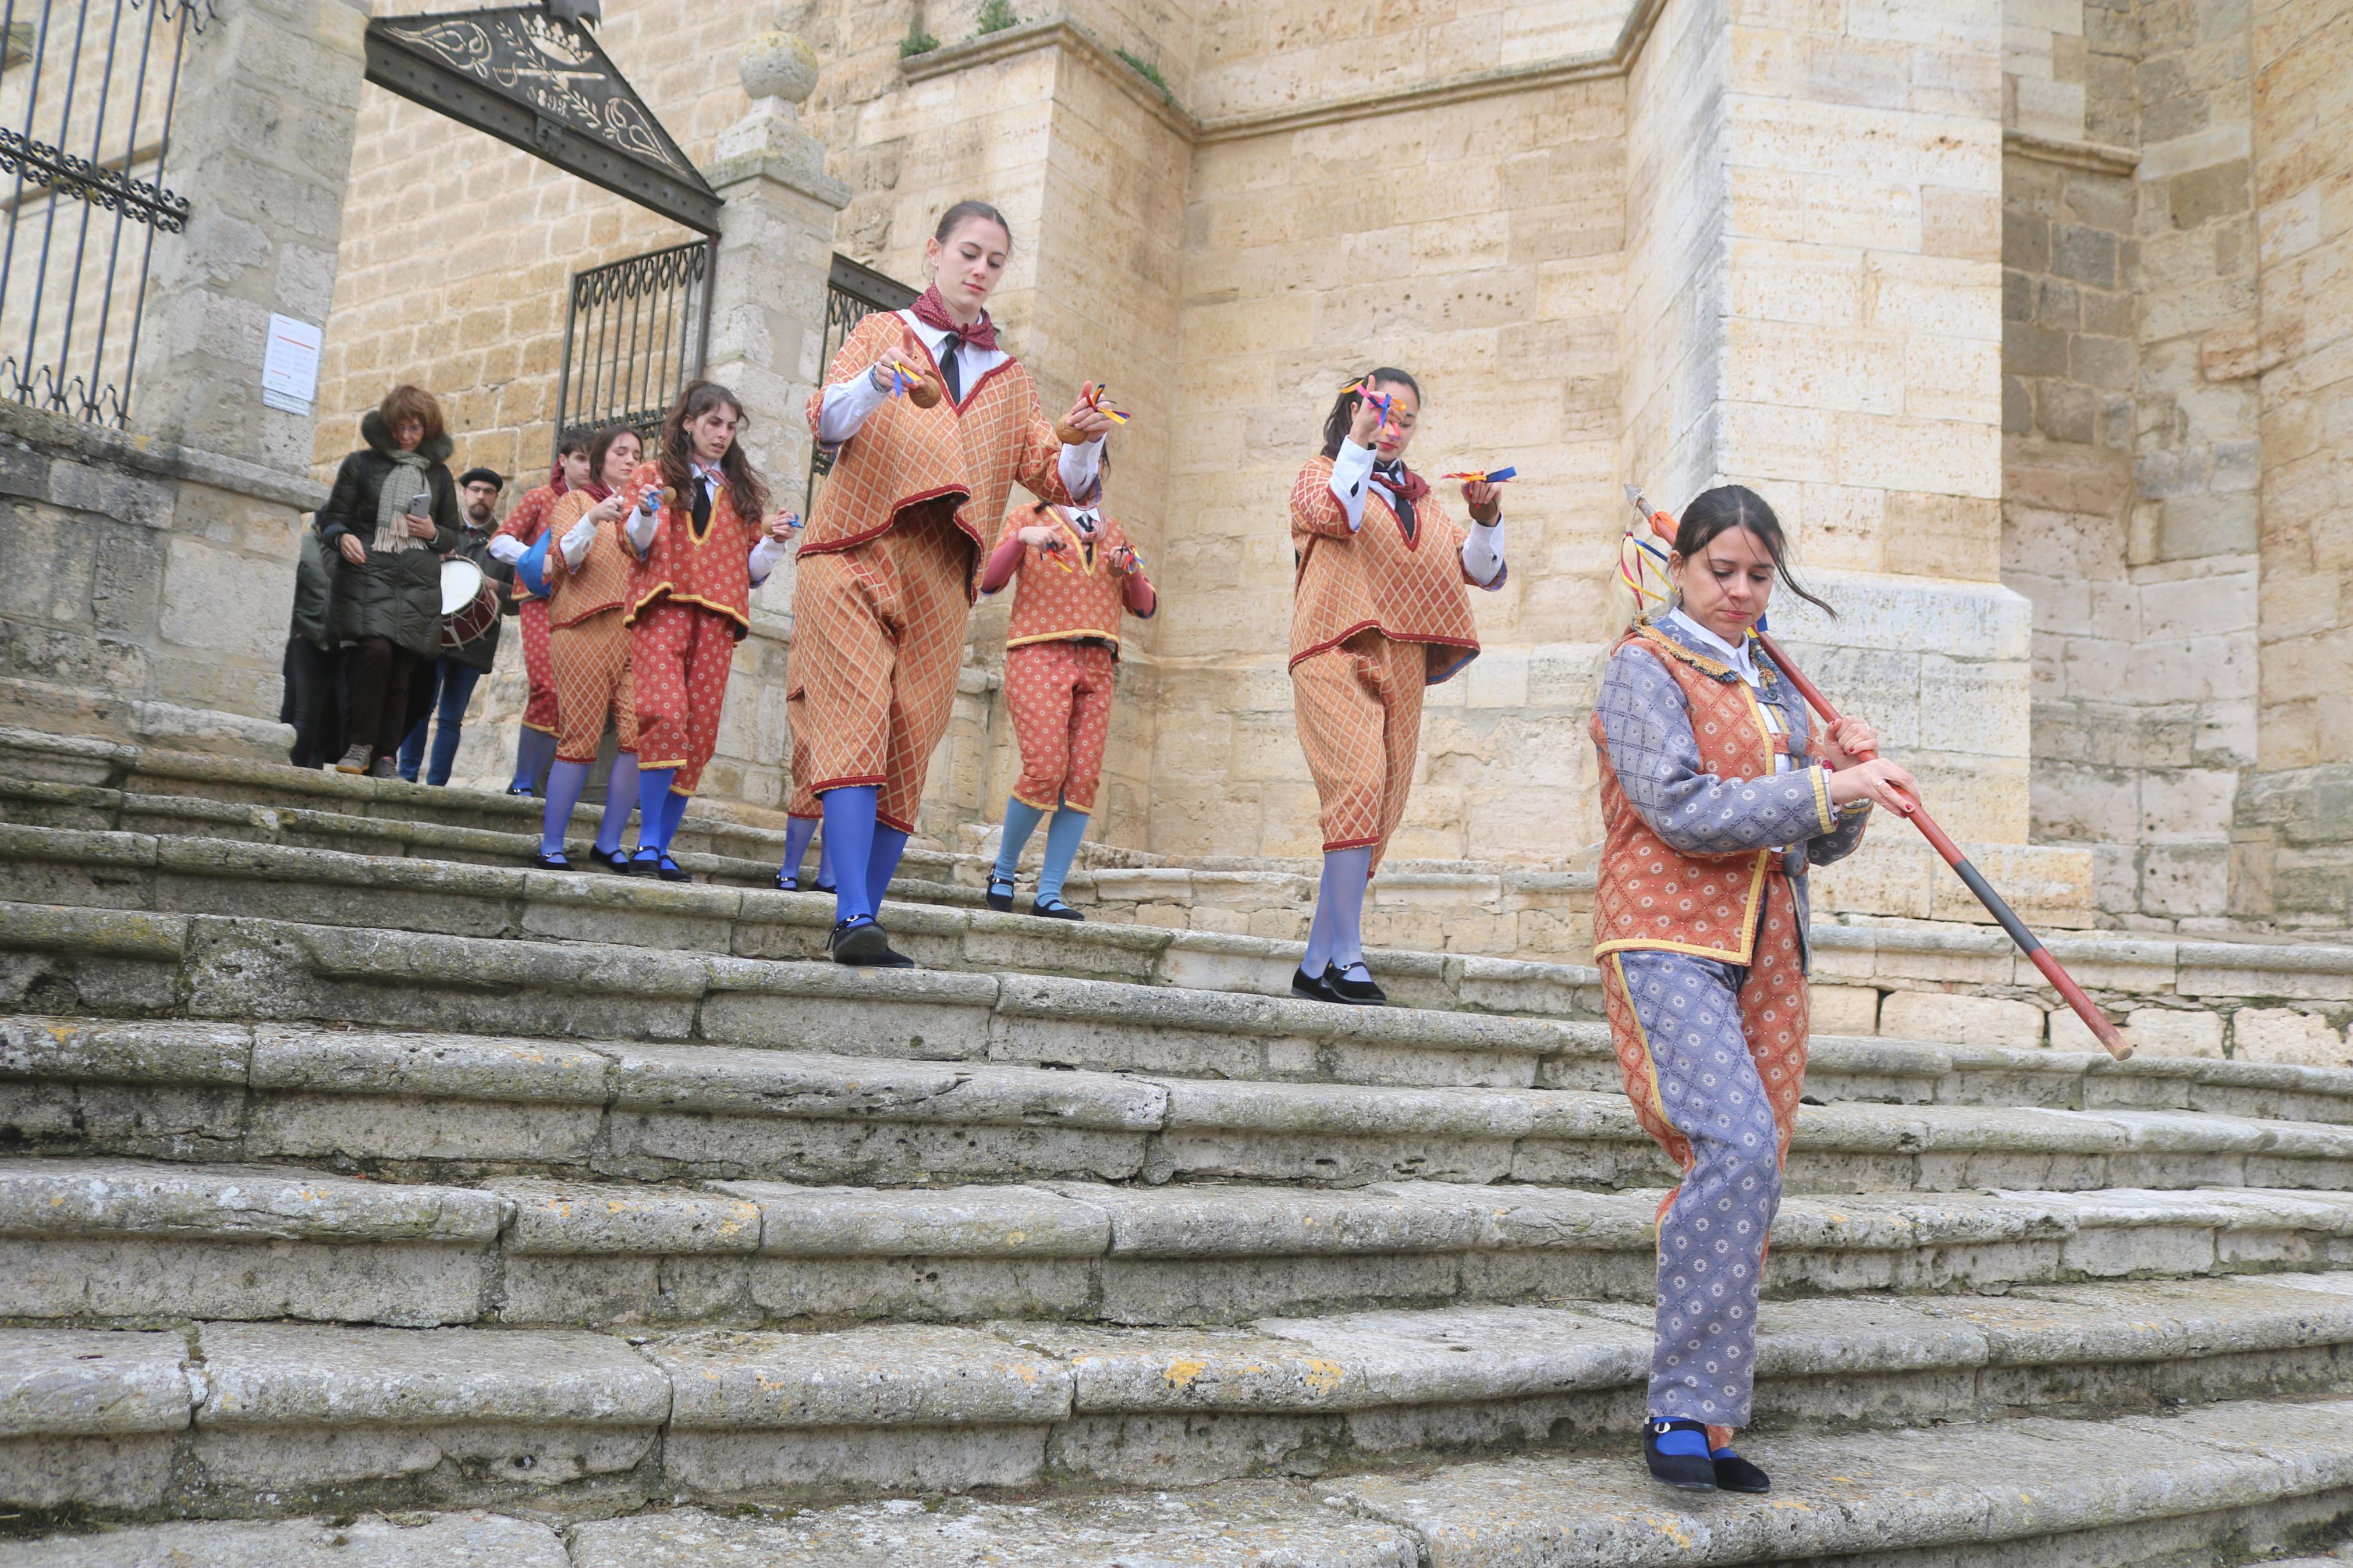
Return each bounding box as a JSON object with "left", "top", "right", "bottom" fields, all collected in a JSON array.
[
  {"left": 550, "top": 459, "right": 570, "bottom": 497},
  {"left": 1371, "top": 457, "right": 1429, "bottom": 509},
  {"left": 581, "top": 480, "right": 613, "bottom": 503},
  {"left": 910, "top": 286, "right": 999, "bottom": 351}
]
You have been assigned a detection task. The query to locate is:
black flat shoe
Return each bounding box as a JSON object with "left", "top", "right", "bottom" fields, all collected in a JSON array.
[
  {"left": 1712, "top": 1448, "right": 1769, "bottom": 1494},
  {"left": 1291, "top": 965, "right": 1342, "bottom": 1003},
  {"left": 775, "top": 872, "right": 799, "bottom": 891},
  {"left": 655, "top": 854, "right": 691, "bottom": 883},
  {"left": 530, "top": 850, "right": 572, "bottom": 872},
  {"left": 1327, "top": 963, "right": 1387, "bottom": 1005},
  {"left": 830, "top": 918, "right": 914, "bottom": 968},
  {"left": 625, "top": 851, "right": 661, "bottom": 877},
  {"left": 506, "top": 784, "right": 536, "bottom": 798},
  {"left": 814, "top": 880, "right": 836, "bottom": 894},
  {"left": 985, "top": 873, "right": 1015, "bottom": 913},
  {"left": 1645, "top": 1419, "right": 1717, "bottom": 1491},
  {"left": 1030, "top": 898, "right": 1083, "bottom": 921},
  {"left": 590, "top": 848, "right": 633, "bottom": 873}
]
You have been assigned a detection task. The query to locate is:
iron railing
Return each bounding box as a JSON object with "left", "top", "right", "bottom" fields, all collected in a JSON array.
[
  {"left": 552, "top": 237, "right": 710, "bottom": 457},
  {"left": 0, "top": 0, "right": 208, "bottom": 425},
  {"left": 809, "top": 252, "right": 916, "bottom": 493}
]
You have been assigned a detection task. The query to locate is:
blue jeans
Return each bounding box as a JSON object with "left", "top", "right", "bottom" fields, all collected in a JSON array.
[{"left": 399, "top": 659, "right": 483, "bottom": 785}]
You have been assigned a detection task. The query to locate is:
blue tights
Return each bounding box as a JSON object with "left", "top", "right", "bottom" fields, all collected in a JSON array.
[
  {"left": 1301, "top": 847, "right": 1373, "bottom": 976},
  {"left": 819, "top": 786, "right": 908, "bottom": 926},
  {"left": 993, "top": 795, "right": 1090, "bottom": 907}
]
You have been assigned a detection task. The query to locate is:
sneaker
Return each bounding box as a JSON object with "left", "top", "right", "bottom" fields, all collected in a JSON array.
[
  {"left": 984, "top": 873, "right": 1016, "bottom": 913},
  {"left": 335, "top": 744, "right": 372, "bottom": 775},
  {"left": 1327, "top": 962, "right": 1387, "bottom": 1005},
  {"left": 829, "top": 918, "right": 914, "bottom": 968},
  {"left": 1290, "top": 965, "right": 1342, "bottom": 1003},
  {"left": 1644, "top": 1419, "right": 1717, "bottom": 1491},
  {"left": 1711, "top": 1447, "right": 1769, "bottom": 1494},
  {"left": 1029, "top": 898, "right": 1083, "bottom": 921},
  {"left": 368, "top": 756, "right": 398, "bottom": 779}
]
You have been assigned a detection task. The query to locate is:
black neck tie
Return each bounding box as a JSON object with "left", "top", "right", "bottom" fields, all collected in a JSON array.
[
  {"left": 1376, "top": 463, "right": 1414, "bottom": 539},
  {"left": 938, "top": 339, "right": 962, "bottom": 404},
  {"left": 691, "top": 475, "right": 712, "bottom": 535}
]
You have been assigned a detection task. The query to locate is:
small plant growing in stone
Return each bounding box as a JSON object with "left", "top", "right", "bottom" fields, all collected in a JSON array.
[
  {"left": 899, "top": 22, "right": 941, "bottom": 56},
  {"left": 1116, "top": 48, "right": 1169, "bottom": 96},
  {"left": 974, "top": 0, "right": 1018, "bottom": 34}
]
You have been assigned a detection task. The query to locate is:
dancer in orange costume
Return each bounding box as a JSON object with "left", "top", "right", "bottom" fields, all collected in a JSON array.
[
  {"left": 1591, "top": 485, "right": 1910, "bottom": 1495},
  {"left": 486, "top": 425, "right": 590, "bottom": 795},
  {"left": 524, "top": 424, "right": 645, "bottom": 872},
  {"left": 796, "top": 198, "right": 1117, "bottom": 966},
  {"left": 977, "top": 498, "right": 1155, "bottom": 919},
  {"left": 617, "top": 382, "right": 799, "bottom": 881},
  {"left": 1287, "top": 369, "right": 1507, "bottom": 1006}
]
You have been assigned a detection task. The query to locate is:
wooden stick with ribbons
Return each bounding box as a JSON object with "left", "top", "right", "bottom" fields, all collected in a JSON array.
[{"left": 1623, "top": 483, "right": 2130, "bottom": 1061}]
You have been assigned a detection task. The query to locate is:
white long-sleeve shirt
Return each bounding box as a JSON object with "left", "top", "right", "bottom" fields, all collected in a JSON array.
[
  {"left": 1326, "top": 438, "right": 1505, "bottom": 586},
  {"left": 620, "top": 463, "right": 791, "bottom": 584},
  {"left": 815, "top": 309, "right": 1104, "bottom": 503}
]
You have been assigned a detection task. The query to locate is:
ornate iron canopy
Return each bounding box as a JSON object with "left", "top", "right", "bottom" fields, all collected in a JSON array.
[{"left": 364, "top": 5, "right": 721, "bottom": 233}]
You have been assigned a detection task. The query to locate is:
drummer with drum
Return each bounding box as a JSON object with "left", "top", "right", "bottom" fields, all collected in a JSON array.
[{"left": 401, "top": 467, "right": 513, "bottom": 785}]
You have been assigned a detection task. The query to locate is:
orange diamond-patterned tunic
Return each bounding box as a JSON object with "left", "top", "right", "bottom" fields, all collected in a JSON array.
[
  {"left": 1589, "top": 614, "right": 1871, "bottom": 1437},
  {"left": 541, "top": 490, "right": 638, "bottom": 765},
  {"left": 992, "top": 506, "right": 1153, "bottom": 814},
  {"left": 494, "top": 481, "right": 565, "bottom": 734},
  {"left": 791, "top": 311, "right": 1081, "bottom": 834},
  {"left": 1288, "top": 456, "right": 1491, "bottom": 872},
  {"left": 620, "top": 461, "right": 758, "bottom": 795}
]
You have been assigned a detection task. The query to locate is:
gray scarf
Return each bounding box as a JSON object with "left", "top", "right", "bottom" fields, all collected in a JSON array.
[{"left": 372, "top": 450, "right": 433, "bottom": 554}]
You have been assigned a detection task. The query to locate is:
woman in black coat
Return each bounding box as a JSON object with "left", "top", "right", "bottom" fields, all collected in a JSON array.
[{"left": 313, "top": 384, "right": 460, "bottom": 775}]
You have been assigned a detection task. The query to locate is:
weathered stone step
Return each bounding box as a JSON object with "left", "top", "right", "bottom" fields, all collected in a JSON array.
[
  {"left": 14, "top": 1155, "right": 2353, "bottom": 1331},
  {"left": 8, "top": 901, "right": 2353, "bottom": 1128},
  {"left": 17, "top": 1013, "right": 2353, "bottom": 1203},
  {"left": 0, "top": 817, "right": 1601, "bottom": 1022},
  {"left": 9, "top": 1274, "right": 2353, "bottom": 1520}
]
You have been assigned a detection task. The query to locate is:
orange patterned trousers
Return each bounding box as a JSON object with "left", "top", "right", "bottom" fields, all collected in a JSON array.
[
  {"left": 517, "top": 596, "right": 558, "bottom": 733},
  {"left": 789, "top": 501, "right": 973, "bottom": 834},
  {"left": 550, "top": 609, "right": 637, "bottom": 763},
  {"left": 1291, "top": 630, "right": 1426, "bottom": 872},
  {"left": 1006, "top": 639, "right": 1116, "bottom": 814},
  {"left": 629, "top": 600, "right": 735, "bottom": 794}
]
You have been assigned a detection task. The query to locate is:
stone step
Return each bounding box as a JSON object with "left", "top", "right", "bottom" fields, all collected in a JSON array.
[
  {"left": 16, "top": 1011, "right": 2353, "bottom": 1203},
  {"left": 6, "top": 898, "right": 2353, "bottom": 1123},
  {"left": 0, "top": 817, "right": 1602, "bottom": 1022},
  {"left": 9, "top": 1274, "right": 2353, "bottom": 1519},
  {"left": 13, "top": 1155, "right": 2353, "bottom": 1330}
]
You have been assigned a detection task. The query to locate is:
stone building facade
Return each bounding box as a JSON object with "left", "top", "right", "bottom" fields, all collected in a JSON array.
[{"left": 283, "top": 0, "right": 2347, "bottom": 933}]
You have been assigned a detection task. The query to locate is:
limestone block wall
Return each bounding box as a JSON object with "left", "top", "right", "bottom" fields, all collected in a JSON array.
[{"left": 2237, "top": 0, "right": 2353, "bottom": 927}]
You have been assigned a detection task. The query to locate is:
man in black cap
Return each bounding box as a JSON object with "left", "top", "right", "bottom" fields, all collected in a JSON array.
[{"left": 399, "top": 466, "right": 513, "bottom": 784}]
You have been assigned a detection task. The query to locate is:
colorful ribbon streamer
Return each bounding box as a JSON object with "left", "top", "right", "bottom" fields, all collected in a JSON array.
[
  {"left": 1617, "top": 521, "right": 1674, "bottom": 614},
  {"left": 1083, "top": 385, "right": 1131, "bottom": 426},
  {"left": 1440, "top": 467, "right": 1517, "bottom": 483}
]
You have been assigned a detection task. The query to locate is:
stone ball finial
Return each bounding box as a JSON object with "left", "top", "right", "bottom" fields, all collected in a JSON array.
[{"left": 740, "top": 32, "right": 819, "bottom": 107}]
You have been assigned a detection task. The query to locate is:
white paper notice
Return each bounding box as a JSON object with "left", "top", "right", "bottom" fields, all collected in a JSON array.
[{"left": 261, "top": 314, "right": 323, "bottom": 416}]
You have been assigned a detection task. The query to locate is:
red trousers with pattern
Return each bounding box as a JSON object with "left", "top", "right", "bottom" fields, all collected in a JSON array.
[
  {"left": 1006, "top": 639, "right": 1116, "bottom": 814},
  {"left": 1291, "top": 630, "right": 1427, "bottom": 873},
  {"left": 516, "top": 598, "right": 558, "bottom": 734},
  {"left": 629, "top": 600, "right": 735, "bottom": 795},
  {"left": 789, "top": 500, "right": 973, "bottom": 834}
]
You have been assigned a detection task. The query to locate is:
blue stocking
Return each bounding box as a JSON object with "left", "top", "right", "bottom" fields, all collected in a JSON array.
[
  {"left": 657, "top": 787, "right": 690, "bottom": 850},
  {"left": 1037, "top": 805, "right": 1089, "bottom": 906},
  {"left": 821, "top": 785, "right": 879, "bottom": 924},
  {"left": 816, "top": 834, "right": 835, "bottom": 890},
  {"left": 867, "top": 824, "right": 910, "bottom": 916},
  {"left": 511, "top": 727, "right": 557, "bottom": 794},
  {"left": 781, "top": 814, "right": 819, "bottom": 887},
  {"left": 594, "top": 752, "right": 639, "bottom": 856},
  {"left": 1302, "top": 855, "right": 1339, "bottom": 973},
  {"left": 631, "top": 767, "right": 677, "bottom": 863},
  {"left": 540, "top": 759, "right": 590, "bottom": 857},
  {"left": 993, "top": 798, "right": 1049, "bottom": 884},
  {"left": 1324, "top": 846, "right": 1374, "bottom": 973}
]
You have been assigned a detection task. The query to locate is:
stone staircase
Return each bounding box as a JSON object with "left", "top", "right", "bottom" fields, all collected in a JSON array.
[{"left": 9, "top": 732, "right": 2353, "bottom": 1563}]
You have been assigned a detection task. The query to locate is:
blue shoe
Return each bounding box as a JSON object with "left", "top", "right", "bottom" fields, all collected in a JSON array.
[{"left": 1645, "top": 1419, "right": 1716, "bottom": 1491}]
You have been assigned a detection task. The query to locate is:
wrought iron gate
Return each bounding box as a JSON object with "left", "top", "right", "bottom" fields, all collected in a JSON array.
[
  {"left": 808, "top": 253, "right": 916, "bottom": 492},
  {"left": 0, "top": 0, "right": 210, "bottom": 425},
  {"left": 552, "top": 237, "right": 709, "bottom": 451}
]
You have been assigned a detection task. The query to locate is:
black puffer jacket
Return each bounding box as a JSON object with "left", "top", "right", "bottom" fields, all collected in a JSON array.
[
  {"left": 288, "top": 530, "right": 338, "bottom": 650},
  {"left": 314, "top": 413, "right": 460, "bottom": 657}
]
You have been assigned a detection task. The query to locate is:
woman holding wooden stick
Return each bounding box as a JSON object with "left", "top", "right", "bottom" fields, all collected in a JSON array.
[{"left": 1591, "top": 484, "right": 1911, "bottom": 1496}]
